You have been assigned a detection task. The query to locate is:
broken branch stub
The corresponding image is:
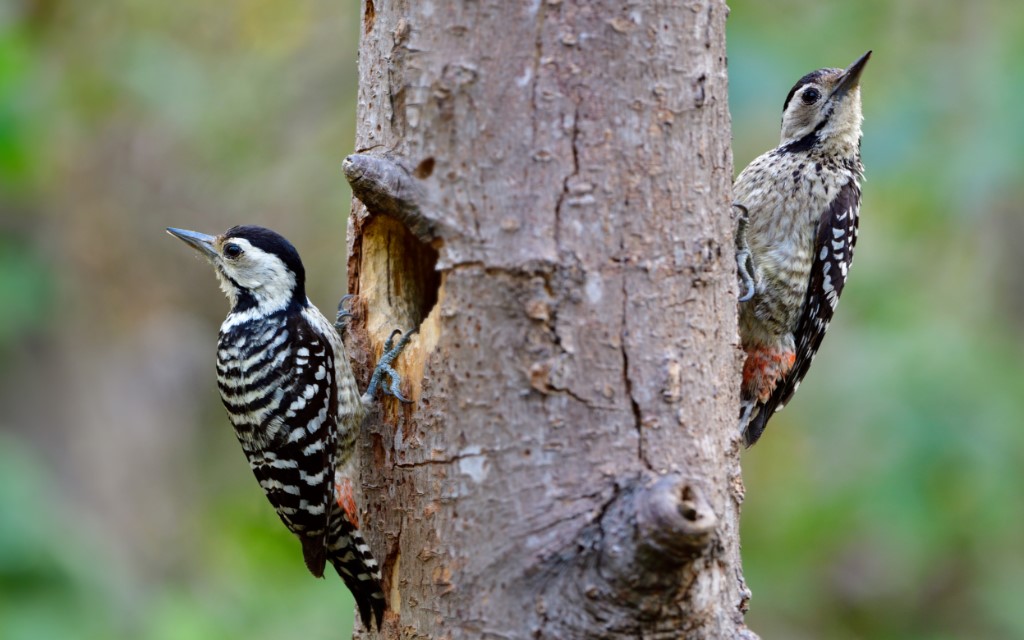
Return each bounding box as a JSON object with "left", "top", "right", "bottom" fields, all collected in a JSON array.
[
  {"left": 530, "top": 474, "right": 722, "bottom": 637},
  {"left": 600, "top": 474, "right": 719, "bottom": 594},
  {"left": 343, "top": 153, "right": 445, "bottom": 244},
  {"left": 636, "top": 474, "right": 719, "bottom": 565}
]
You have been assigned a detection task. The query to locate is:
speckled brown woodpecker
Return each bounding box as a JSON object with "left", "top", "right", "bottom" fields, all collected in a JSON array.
[
  {"left": 167, "top": 225, "right": 413, "bottom": 628},
  {"left": 736, "top": 51, "right": 870, "bottom": 446}
]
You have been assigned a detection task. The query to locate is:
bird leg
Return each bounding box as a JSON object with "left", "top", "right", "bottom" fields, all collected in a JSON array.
[
  {"left": 336, "top": 295, "right": 415, "bottom": 404},
  {"left": 334, "top": 294, "right": 356, "bottom": 333},
  {"left": 362, "top": 329, "right": 416, "bottom": 405},
  {"left": 734, "top": 204, "right": 758, "bottom": 302}
]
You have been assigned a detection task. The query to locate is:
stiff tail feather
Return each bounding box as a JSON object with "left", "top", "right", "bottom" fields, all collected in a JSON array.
[{"left": 327, "top": 505, "right": 386, "bottom": 629}]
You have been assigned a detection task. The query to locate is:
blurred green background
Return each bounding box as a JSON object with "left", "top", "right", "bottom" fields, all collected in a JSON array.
[
  {"left": 732, "top": 1, "right": 1024, "bottom": 639},
  {"left": 0, "top": 1, "right": 1021, "bottom": 639},
  {"left": 0, "top": 0, "right": 362, "bottom": 638}
]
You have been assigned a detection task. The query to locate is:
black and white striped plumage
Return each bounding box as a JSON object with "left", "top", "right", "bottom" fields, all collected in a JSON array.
[
  {"left": 736, "top": 52, "right": 870, "bottom": 446},
  {"left": 168, "top": 225, "right": 409, "bottom": 628}
]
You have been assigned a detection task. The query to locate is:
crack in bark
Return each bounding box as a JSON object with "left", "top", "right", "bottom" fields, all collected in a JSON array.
[
  {"left": 553, "top": 103, "right": 581, "bottom": 253},
  {"left": 387, "top": 59, "right": 397, "bottom": 132},
  {"left": 533, "top": 270, "right": 590, "bottom": 405},
  {"left": 528, "top": 0, "right": 544, "bottom": 166},
  {"left": 590, "top": 479, "right": 622, "bottom": 548},
  {"left": 620, "top": 253, "right": 654, "bottom": 472},
  {"left": 386, "top": 227, "right": 394, "bottom": 303},
  {"left": 547, "top": 381, "right": 591, "bottom": 406},
  {"left": 383, "top": 525, "right": 402, "bottom": 616},
  {"left": 393, "top": 450, "right": 488, "bottom": 469}
]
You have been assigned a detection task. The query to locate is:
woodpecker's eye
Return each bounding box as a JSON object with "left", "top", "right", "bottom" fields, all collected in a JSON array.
[
  {"left": 801, "top": 88, "right": 821, "bottom": 105},
  {"left": 224, "top": 243, "right": 243, "bottom": 259}
]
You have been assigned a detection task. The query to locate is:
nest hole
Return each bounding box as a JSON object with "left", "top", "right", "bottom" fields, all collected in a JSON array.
[{"left": 360, "top": 215, "right": 440, "bottom": 332}]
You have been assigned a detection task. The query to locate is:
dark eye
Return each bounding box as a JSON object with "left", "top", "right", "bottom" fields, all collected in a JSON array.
[
  {"left": 801, "top": 88, "right": 821, "bottom": 105},
  {"left": 224, "top": 243, "right": 243, "bottom": 259}
]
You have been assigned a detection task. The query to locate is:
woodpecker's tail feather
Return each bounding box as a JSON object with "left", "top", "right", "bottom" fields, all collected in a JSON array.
[
  {"left": 742, "top": 405, "right": 770, "bottom": 447},
  {"left": 327, "top": 510, "right": 386, "bottom": 629},
  {"left": 299, "top": 535, "right": 328, "bottom": 578},
  {"left": 739, "top": 398, "right": 770, "bottom": 448}
]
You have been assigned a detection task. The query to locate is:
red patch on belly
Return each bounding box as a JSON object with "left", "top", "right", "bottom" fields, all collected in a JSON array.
[
  {"left": 335, "top": 477, "right": 359, "bottom": 528},
  {"left": 742, "top": 346, "right": 796, "bottom": 403}
]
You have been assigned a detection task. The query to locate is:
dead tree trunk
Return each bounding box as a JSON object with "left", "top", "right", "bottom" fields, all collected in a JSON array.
[{"left": 343, "top": 1, "right": 753, "bottom": 638}]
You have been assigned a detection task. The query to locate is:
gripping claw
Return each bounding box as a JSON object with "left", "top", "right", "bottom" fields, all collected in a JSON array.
[
  {"left": 362, "top": 328, "right": 417, "bottom": 405},
  {"left": 734, "top": 204, "right": 757, "bottom": 303},
  {"left": 335, "top": 294, "right": 356, "bottom": 332}
]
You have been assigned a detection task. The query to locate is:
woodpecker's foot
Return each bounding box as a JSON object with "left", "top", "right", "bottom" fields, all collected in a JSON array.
[
  {"left": 362, "top": 329, "right": 416, "bottom": 404},
  {"left": 734, "top": 204, "right": 757, "bottom": 303},
  {"left": 334, "top": 294, "right": 356, "bottom": 332},
  {"left": 736, "top": 249, "right": 756, "bottom": 303}
]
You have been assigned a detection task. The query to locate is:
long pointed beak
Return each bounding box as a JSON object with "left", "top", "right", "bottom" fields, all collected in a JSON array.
[
  {"left": 831, "top": 50, "right": 871, "bottom": 101},
  {"left": 166, "top": 227, "right": 218, "bottom": 260}
]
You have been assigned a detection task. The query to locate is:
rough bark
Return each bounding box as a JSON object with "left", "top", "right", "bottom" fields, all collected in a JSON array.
[{"left": 344, "top": 1, "right": 753, "bottom": 638}]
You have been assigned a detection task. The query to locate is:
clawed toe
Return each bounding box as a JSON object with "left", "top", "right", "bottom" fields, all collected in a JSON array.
[
  {"left": 363, "top": 328, "right": 417, "bottom": 404},
  {"left": 737, "top": 250, "right": 756, "bottom": 302},
  {"left": 335, "top": 294, "right": 355, "bottom": 332},
  {"left": 733, "top": 204, "right": 757, "bottom": 303}
]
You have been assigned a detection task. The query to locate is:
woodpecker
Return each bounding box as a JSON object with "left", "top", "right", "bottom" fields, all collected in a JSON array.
[
  {"left": 167, "top": 224, "right": 412, "bottom": 628},
  {"left": 736, "top": 51, "right": 870, "bottom": 446}
]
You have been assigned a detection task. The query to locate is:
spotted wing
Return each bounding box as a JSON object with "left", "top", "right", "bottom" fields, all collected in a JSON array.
[{"left": 745, "top": 179, "right": 860, "bottom": 445}]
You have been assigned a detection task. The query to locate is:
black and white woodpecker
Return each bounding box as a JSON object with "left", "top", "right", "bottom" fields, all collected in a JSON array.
[
  {"left": 167, "top": 224, "right": 412, "bottom": 628},
  {"left": 736, "top": 51, "right": 870, "bottom": 446}
]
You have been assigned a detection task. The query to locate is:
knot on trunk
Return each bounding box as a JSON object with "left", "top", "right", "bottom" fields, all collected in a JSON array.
[
  {"left": 636, "top": 474, "right": 718, "bottom": 563},
  {"left": 601, "top": 474, "right": 718, "bottom": 593},
  {"left": 529, "top": 474, "right": 723, "bottom": 638}
]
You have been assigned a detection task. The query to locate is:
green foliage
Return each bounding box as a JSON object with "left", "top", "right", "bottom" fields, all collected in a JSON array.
[
  {"left": 0, "top": 238, "right": 52, "bottom": 360},
  {"left": 0, "top": 435, "right": 116, "bottom": 640},
  {"left": 0, "top": 28, "right": 43, "bottom": 194}
]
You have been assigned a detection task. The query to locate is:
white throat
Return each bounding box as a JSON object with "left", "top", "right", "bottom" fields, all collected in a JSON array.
[{"left": 215, "top": 240, "right": 302, "bottom": 329}]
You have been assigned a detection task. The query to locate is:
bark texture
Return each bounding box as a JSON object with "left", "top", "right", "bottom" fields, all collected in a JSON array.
[{"left": 344, "top": 1, "right": 753, "bottom": 637}]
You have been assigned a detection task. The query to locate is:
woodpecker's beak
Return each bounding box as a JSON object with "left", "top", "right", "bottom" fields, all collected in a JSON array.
[
  {"left": 166, "top": 227, "right": 219, "bottom": 260},
  {"left": 831, "top": 50, "right": 871, "bottom": 101}
]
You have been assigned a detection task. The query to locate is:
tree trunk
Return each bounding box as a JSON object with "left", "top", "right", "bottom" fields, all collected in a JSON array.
[{"left": 344, "top": 1, "right": 754, "bottom": 638}]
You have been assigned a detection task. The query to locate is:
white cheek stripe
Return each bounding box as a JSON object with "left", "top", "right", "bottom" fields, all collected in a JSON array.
[{"left": 216, "top": 241, "right": 301, "bottom": 327}]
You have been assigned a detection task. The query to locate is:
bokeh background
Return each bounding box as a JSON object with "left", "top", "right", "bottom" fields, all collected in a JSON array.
[{"left": 0, "top": 1, "right": 1021, "bottom": 638}]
